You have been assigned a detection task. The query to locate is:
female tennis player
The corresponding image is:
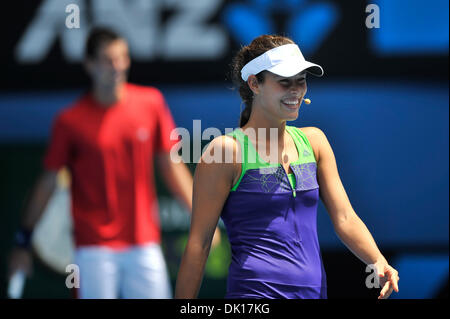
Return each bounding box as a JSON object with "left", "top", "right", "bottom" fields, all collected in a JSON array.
[{"left": 175, "top": 35, "right": 399, "bottom": 299}]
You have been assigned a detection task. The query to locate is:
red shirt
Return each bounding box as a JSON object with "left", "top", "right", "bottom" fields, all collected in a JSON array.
[{"left": 43, "top": 83, "right": 178, "bottom": 249}]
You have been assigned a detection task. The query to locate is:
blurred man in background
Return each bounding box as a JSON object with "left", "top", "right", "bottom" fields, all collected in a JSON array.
[{"left": 8, "top": 27, "right": 213, "bottom": 298}]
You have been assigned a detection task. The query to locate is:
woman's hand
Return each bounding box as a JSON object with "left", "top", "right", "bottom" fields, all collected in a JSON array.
[{"left": 374, "top": 260, "right": 399, "bottom": 299}]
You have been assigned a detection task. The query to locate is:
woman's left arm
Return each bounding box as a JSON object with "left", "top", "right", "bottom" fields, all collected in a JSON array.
[{"left": 303, "top": 127, "right": 399, "bottom": 299}]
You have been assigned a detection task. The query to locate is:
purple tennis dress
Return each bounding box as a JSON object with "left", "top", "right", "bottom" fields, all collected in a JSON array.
[{"left": 220, "top": 126, "right": 327, "bottom": 299}]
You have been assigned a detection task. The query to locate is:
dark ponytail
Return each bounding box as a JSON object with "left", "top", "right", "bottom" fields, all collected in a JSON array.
[
  {"left": 239, "top": 104, "right": 252, "bottom": 128},
  {"left": 230, "top": 35, "right": 295, "bottom": 127}
]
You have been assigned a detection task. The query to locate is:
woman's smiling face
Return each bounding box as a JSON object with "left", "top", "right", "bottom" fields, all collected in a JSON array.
[{"left": 251, "top": 71, "right": 308, "bottom": 122}]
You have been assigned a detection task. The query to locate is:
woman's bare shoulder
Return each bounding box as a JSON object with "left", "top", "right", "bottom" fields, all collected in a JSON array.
[
  {"left": 298, "top": 126, "right": 327, "bottom": 162},
  {"left": 298, "top": 126, "right": 326, "bottom": 138},
  {"left": 203, "top": 134, "right": 240, "bottom": 161},
  {"left": 197, "top": 134, "right": 242, "bottom": 189},
  {"left": 198, "top": 134, "right": 241, "bottom": 168}
]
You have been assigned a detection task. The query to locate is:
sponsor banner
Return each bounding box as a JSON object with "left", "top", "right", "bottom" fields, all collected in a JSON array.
[{"left": 2, "top": 0, "right": 448, "bottom": 89}]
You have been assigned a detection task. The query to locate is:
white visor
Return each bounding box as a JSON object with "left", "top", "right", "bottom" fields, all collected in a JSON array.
[{"left": 240, "top": 43, "right": 324, "bottom": 81}]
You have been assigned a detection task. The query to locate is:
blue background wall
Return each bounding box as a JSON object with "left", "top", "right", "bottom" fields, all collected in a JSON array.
[
  {"left": 2, "top": 80, "right": 448, "bottom": 250},
  {"left": 1, "top": 0, "right": 448, "bottom": 299}
]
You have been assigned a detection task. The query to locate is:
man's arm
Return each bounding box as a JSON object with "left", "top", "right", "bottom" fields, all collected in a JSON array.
[
  {"left": 156, "top": 153, "right": 222, "bottom": 247},
  {"left": 8, "top": 170, "right": 58, "bottom": 278},
  {"left": 156, "top": 153, "right": 193, "bottom": 212}
]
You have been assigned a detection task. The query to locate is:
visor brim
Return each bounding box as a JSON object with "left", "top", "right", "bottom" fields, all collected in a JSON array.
[{"left": 267, "top": 61, "right": 324, "bottom": 78}]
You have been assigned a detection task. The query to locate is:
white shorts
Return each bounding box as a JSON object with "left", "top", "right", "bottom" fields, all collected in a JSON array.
[{"left": 75, "top": 243, "right": 172, "bottom": 299}]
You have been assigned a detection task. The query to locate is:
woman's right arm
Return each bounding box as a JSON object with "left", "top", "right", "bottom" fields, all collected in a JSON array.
[{"left": 175, "top": 135, "right": 240, "bottom": 298}]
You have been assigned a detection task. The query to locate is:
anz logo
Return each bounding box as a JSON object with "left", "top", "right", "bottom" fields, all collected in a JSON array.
[
  {"left": 15, "top": 0, "right": 228, "bottom": 63},
  {"left": 15, "top": 0, "right": 339, "bottom": 64},
  {"left": 223, "top": 0, "right": 340, "bottom": 55}
]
